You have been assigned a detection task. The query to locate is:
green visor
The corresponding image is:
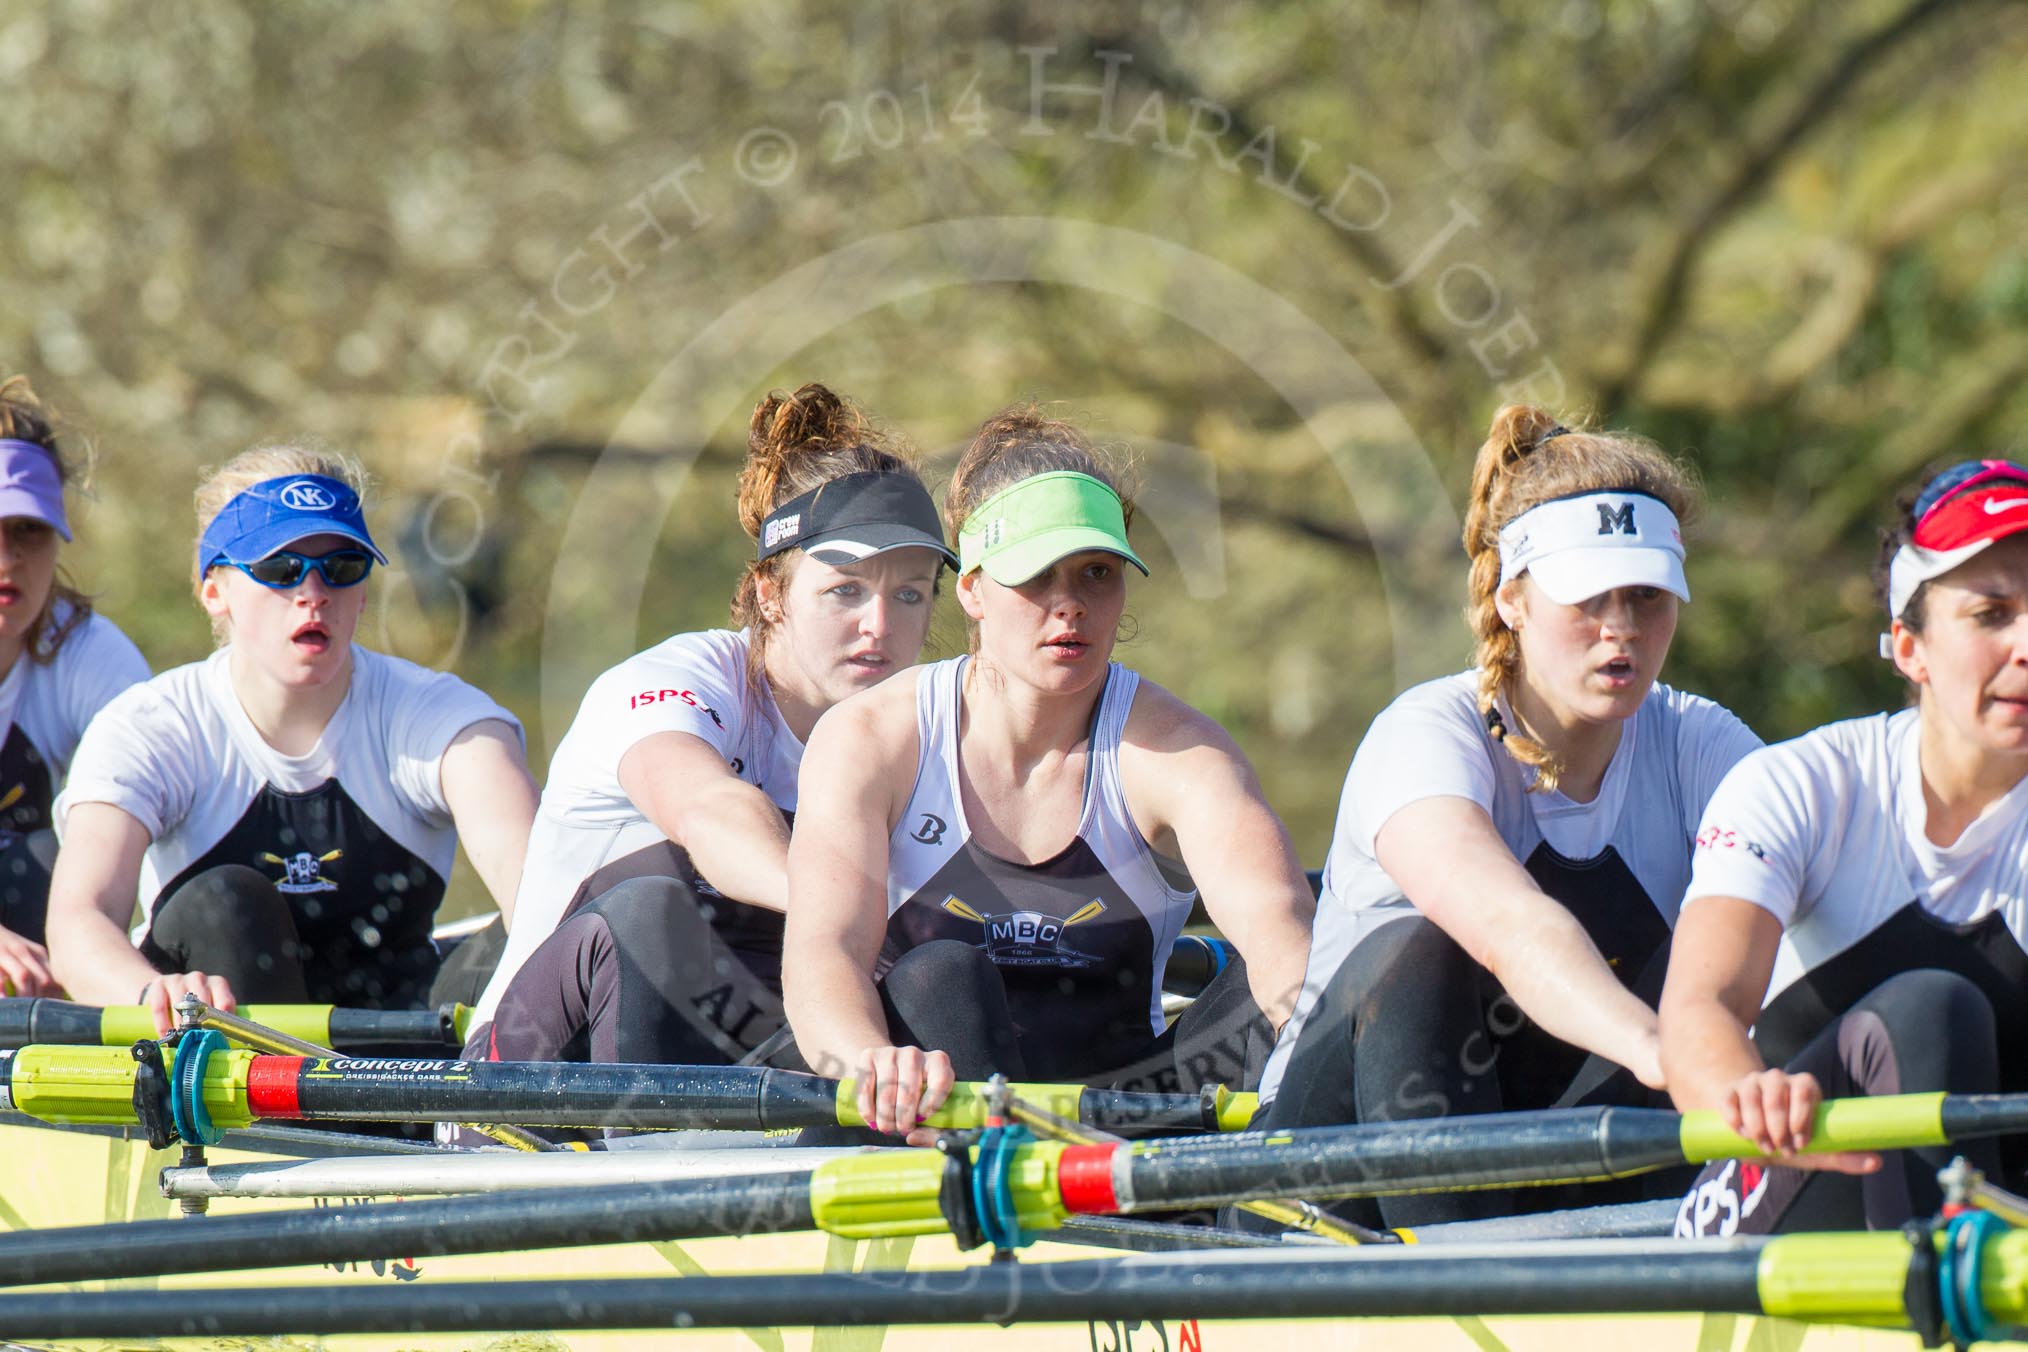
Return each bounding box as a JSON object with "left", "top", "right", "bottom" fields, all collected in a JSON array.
[{"left": 957, "top": 471, "right": 1149, "bottom": 585}]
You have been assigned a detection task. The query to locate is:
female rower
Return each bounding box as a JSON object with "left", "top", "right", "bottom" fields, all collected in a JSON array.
[
  {"left": 785, "top": 405, "right": 1315, "bottom": 1140},
  {"left": 1252, "top": 404, "right": 1761, "bottom": 1226},
  {"left": 468, "top": 383, "right": 952, "bottom": 1068},
  {"left": 1664, "top": 459, "right": 2028, "bottom": 1236},
  {"left": 46, "top": 445, "right": 538, "bottom": 1032},
  {"left": 0, "top": 375, "right": 150, "bottom": 995}
]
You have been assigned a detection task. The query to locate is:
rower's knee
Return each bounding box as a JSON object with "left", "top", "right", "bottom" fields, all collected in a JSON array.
[
  {"left": 1354, "top": 915, "right": 1477, "bottom": 1020},
  {"left": 158, "top": 865, "right": 294, "bottom": 935},
  {"left": 580, "top": 875, "right": 689, "bottom": 939},
  {"left": 1841, "top": 968, "right": 1996, "bottom": 1096},
  {"left": 884, "top": 938, "right": 998, "bottom": 1003}
]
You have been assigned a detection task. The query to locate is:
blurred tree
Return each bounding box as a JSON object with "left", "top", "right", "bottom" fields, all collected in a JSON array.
[{"left": 3, "top": 0, "right": 2025, "bottom": 908}]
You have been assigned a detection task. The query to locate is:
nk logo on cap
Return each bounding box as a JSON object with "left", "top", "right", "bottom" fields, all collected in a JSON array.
[{"left": 279, "top": 480, "right": 338, "bottom": 512}]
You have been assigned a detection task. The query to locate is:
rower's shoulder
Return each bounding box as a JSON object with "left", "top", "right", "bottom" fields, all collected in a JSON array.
[
  {"left": 1705, "top": 712, "right": 1904, "bottom": 821},
  {"left": 118, "top": 655, "right": 217, "bottom": 718},
  {"left": 812, "top": 664, "right": 924, "bottom": 745},
  {"left": 1756, "top": 710, "right": 1903, "bottom": 781},
  {"left": 347, "top": 644, "right": 506, "bottom": 709},
  {"left": 1119, "top": 672, "right": 1241, "bottom": 757}
]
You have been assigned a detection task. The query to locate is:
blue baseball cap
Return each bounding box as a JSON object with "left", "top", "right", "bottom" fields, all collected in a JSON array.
[{"left": 198, "top": 474, "right": 386, "bottom": 572}]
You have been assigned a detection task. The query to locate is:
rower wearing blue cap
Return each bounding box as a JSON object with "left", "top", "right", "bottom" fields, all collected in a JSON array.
[{"left": 45, "top": 444, "right": 539, "bottom": 1034}]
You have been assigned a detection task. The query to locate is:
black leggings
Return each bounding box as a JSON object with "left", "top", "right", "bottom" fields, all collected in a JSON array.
[
  {"left": 1676, "top": 968, "right": 2000, "bottom": 1236},
  {"left": 1253, "top": 915, "right": 1675, "bottom": 1227},
  {"left": 865, "top": 938, "right": 1271, "bottom": 1092},
  {"left": 0, "top": 829, "right": 57, "bottom": 946},
  {"left": 143, "top": 864, "right": 436, "bottom": 1006},
  {"left": 473, "top": 875, "right": 784, "bottom": 1065}
]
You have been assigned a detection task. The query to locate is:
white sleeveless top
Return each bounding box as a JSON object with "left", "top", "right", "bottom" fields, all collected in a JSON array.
[{"left": 880, "top": 656, "right": 1196, "bottom": 1072}]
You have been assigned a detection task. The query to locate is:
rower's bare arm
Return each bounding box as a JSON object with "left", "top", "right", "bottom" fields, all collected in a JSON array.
[
  {"left": 785, "top": 693, "right": 949, "bottom": 1137},
  {"left": 46, "top": 802, "right": 229, "bottom": 1031},
  {"left": 1375, "top": 796, "right": 1665, "bottom": 1089},
  {"left": 1657, "top": 895, "right": 1779, "bottom": 1107},
  {"left": 1123, "top": 693, "right": 1313, "bottom": 1030},
  {"left": 440, "top": 719, "right": 538, "bottom": 928},
  {"left": 1656, "top": 895, "right": 1871, "bottom": 1171},
  {"left": 618, "top": 730, "right": 792, "bottom": 912}
]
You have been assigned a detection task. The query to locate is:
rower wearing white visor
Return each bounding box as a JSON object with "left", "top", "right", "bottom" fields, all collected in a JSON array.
[
  {"left": 1251, "top": 405, "right": 1760, "bottom": 1231},
  {"left": 1665, "top": 458, "right": 2028, "bottom": 1238}
]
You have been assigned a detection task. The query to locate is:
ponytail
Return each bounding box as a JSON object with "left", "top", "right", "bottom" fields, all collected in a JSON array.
[
  {"left": 1462, "top": 404, "right": 1699, "bottom": 794},
  {"left": 729, "top": 384, "right": 921, "bottom": 682}
]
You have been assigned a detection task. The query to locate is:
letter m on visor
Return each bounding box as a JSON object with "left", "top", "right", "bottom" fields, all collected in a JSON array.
[{"left": 1597, "top": 502, "right": 1636, "bottom": 535}]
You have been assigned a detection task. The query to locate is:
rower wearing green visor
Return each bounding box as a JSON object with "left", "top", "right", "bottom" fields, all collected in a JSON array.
[{"left": 783, "top": 404, "right": 1315, "bottom": 1143}]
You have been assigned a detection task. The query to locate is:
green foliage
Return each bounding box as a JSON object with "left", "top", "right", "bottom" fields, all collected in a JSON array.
[{"left": 5, "top": 1, "right": 2026, "bottom": 915}]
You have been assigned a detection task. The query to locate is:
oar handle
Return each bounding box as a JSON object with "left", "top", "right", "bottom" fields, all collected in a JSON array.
[
  {"left": 832, "top": 1079, "right": 1257, "bottom": 1133},
  {"left": 0, "top": 998, "right": 467, "bottom": 1052},
  {"left": 1678, "top": 1092, "right": 1950, "bottom": 1162}
]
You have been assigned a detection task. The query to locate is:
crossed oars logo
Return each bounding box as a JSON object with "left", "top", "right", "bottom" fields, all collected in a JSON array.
[
  {"left": 940, "top": 895, "right": 1108, "bottom": 966},
  {"left": 260, "top": 848, "right": 344, "bottom": 893},
  {"left": 940, "top": 896, "right": 1108, "bottom": 927}
]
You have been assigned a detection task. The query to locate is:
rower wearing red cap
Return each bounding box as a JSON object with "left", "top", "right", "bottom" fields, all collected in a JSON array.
[{"left": 1664, "top": 458, "right": 2028, "bottom": 1236}]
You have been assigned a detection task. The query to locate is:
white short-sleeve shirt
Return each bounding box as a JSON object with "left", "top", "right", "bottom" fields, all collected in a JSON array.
[
  {"left": 473, "top": 628, "right": 802, "bottom": 1025},
  {"left": 1259, "top": 671, "right": 1761, "bottom": 1100},
  {"left": 1684, "top": 709, "right": 2028, "bottom": 1003},
  {"left": 56, "top": 644, "right": 521, "bottom": 939}
]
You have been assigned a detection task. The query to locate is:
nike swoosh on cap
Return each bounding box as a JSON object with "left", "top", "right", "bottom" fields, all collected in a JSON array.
[{"left": 1983, "top": 497, "right": 2028, "bottom": 514}]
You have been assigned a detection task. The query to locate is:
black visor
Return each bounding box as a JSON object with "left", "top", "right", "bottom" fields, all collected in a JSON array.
[{"left": 757, "top": 472, "right": 958, "bottom": 569}]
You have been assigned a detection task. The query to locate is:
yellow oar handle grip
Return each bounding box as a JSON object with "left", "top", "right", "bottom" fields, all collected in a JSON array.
[
  {"left": 834, "top": 1079, "right": 1090, "bottom": 1130},
  {"left": 1679, "top": 1091, "right": 1948, "bottom": 1160},
  {"left": 832, "top": 1080, "right": 1258, "bottom": 1132},
  {"left": 97, "top": 1005, "right": 339, "bottom": 1047}
]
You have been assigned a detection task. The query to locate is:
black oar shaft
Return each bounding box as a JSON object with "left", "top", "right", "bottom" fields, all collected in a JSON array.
[
  {"left": 1115, "top": 1107, "right": 1689, "bottom": 1208},
  {"left": 260, "top": 1059, "right": 1224, "bottom": 1133},
  {"left": 1939, "top": 1095, "right": 2028, "bottom": 1144},
  {"left": 0, "top": 1172, "right": 816, "bottom": 1289},
  {"left": 0, "top": 1248, "right": 1768, "bottom": 1338},
  {"left": 277, "top": 1060, "right": 831, "bottom": 1130}
]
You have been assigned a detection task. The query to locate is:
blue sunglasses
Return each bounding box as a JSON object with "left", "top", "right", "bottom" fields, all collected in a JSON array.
[{"left": 219, "top": 549, "right": 376, "bottom": 590}]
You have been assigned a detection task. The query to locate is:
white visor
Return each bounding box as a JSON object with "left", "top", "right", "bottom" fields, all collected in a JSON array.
[
  {"left": 1879, "top": 539, "right": 1991, "bottom": 660},
  {"left": 1886, "top": 540, "right": 1990, "bottom": 623},
  {"left": 1497, "top": 492, "right": 1689, "bottom": 606}
]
